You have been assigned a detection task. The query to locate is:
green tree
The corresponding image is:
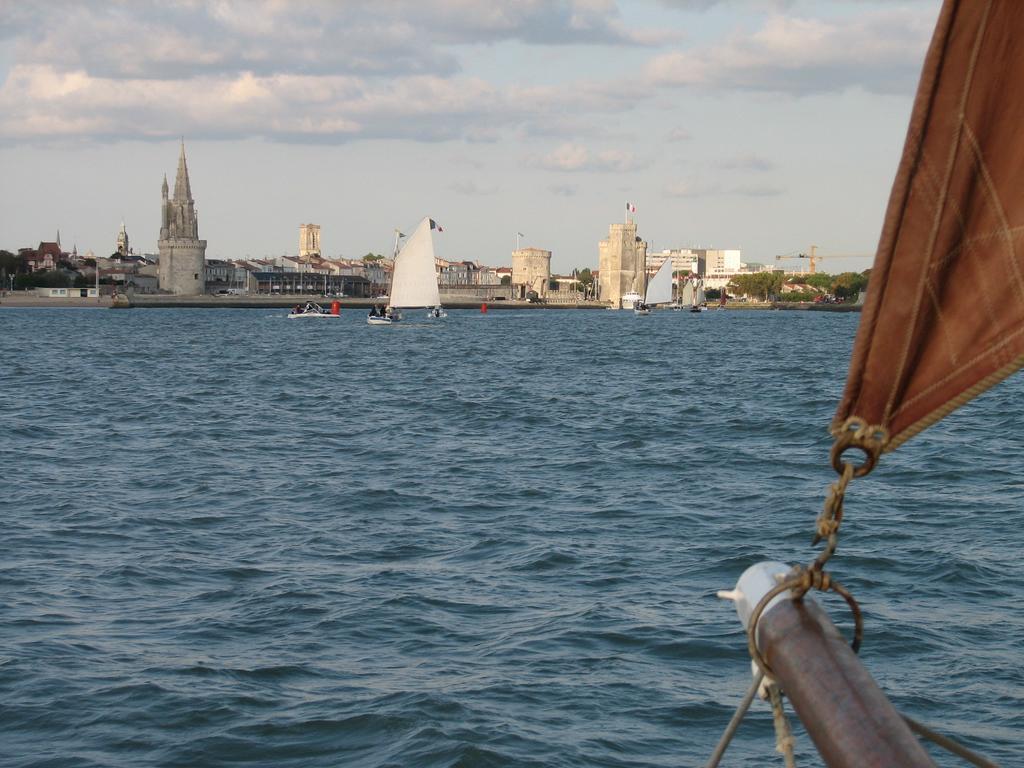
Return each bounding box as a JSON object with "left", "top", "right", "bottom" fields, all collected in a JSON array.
[
  {"left": 575, "top": 267, "right": 594, "bottom": 287},
  {"left": 831, "top": 271, "right": 870, "bottom": 301},
  {"left": 728, "top": 271, "right": 784, "bottom": 301},
  {"left": 779, "top": 289, "right": 819, "bottom": 302},
  {"left": 0, "top": 250, "right": 20, "bottom": 275},
  {"left": 362, "top": 253, "right": 384, "bottom": 262},
  {"left": 500, "top": 275, "right": 511, "bottom": 285},
  {"left": 805, "top": 272, "right": 834, "bottom": 291}
]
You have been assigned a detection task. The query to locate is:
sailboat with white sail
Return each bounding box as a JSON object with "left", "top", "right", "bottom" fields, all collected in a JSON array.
[
  {"left": 673, "top": 277, "right": 694, "bottom": 311},
  {"left": 634, "top": 256, "right": 674, "bottom": 315},
  {"left": 367, "top": 218, "right": 444, "bottom": 326},
  {"left": 690, "top": 276, "right": 707, "bottom": 313}
]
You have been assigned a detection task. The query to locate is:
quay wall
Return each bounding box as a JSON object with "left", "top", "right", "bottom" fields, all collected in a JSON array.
[{"left": 0, "top": 292, "right": 862, "bottom": 312}]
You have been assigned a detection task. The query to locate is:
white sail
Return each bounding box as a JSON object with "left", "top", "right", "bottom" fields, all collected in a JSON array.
[
  {"left": 694, "top": 279, "right": 706, "bottom": 306},
  {"left": 680, "top": 280, "right": 695, "bottom": 306},
  {"left": 644, "top": 257, "right": 674, "bottom": 306},
  {"left": 389, "top": 217, "right": 440, "bottom": 309}
]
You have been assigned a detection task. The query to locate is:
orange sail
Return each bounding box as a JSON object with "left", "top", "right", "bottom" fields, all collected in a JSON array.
[{"left": 834, "top": 0, "right": 1024, "bottom": 451}]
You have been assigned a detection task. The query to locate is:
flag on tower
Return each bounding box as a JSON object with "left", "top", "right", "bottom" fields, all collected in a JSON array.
[
  {"left": 430, "top": 219, "right": 444, "bottom": 232},
  {"left": 626, "top": 202, "right": 637, "bottom": 213}
]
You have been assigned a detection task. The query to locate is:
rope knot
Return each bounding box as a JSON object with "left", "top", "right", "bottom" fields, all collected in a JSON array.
[{"left": 815, "top": 516, "right": 840, "bottom": 539}]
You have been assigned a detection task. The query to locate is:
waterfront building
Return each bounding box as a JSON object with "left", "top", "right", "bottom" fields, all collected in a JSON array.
[
  {"left": 299, "top": 224, "right": 321, "bottom": 258},
  {"left": 24, "top": 241, "right": 62, "bottom": 272},
  {"left": 158, "top": 141, "right": 207, "bottom": 295},
  {"left": 116, "top": 221, "right": 130, "bottom": 256},
  {"left": 705, "top": 248, "right": 742, "bottom": 275},
  {"left": 598, "top": 222, "right": 647, "bottom": 308},
  {"left": 439, "top": 260, "right": 501, "bottom": 287},
  {"left": 511, "top": 247, "right": 551, "bottom": 299}
]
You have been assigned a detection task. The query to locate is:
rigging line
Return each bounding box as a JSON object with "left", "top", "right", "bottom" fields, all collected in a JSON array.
[
  {"left": 703, "top": 670, "right": 764, "bottom": 768},
  {"left": 768, "top": 683, "right": 797, "bottom": 768},
  {"left": 902, "top": 714, "right": 1002, "bottom": 768}
]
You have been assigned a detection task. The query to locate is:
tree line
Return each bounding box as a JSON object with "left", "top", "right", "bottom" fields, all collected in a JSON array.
[{"left": 727, "top": 270, "right": 870, "bottom": 302}]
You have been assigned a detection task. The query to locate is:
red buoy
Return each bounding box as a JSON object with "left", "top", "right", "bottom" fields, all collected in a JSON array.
[
  {"left": 331, "top": 300, "right": 341, "bottom": 315},
  {"left": 481, "top": 303, "right": 488, "bottom": 313}
]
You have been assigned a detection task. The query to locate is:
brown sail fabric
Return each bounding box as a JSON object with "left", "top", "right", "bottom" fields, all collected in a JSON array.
[{"left": 834, "top": 0, "right": 1024, "bottom": 451}]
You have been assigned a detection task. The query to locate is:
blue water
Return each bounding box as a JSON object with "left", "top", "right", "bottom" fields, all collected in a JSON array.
[{"left": 1, "top": 307, "right": 1020, "bottom": 767}]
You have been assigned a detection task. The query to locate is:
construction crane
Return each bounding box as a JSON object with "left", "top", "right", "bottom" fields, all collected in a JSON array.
[{"left": 775, "top": 245, "right": 874, "bottom": 275}]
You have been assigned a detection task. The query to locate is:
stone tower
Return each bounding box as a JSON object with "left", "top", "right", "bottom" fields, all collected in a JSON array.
[
  {"left": 598, "top": 221, "right": 647, "bottom": 308},
  {"left": 511, "top": 247, "right": 552, "bottom": 299},
  {"left": 116, "top": 220, "right": 130, "bottom": 256},
  {"left": 158, "top": 141, "right": 207, "bottom": 294},
  {"left": 299, "top": 224, "right": 321, "bottom": 258}
]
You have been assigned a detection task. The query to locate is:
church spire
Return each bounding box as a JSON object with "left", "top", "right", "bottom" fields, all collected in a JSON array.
[
  {"left": 162, "top": 173, "right": 168, "bottom": 199},
  {"left": 173, "top": 139, "right": 193, "bottom": 202}
]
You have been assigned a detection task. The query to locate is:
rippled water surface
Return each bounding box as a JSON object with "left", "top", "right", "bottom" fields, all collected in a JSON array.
[{"left": 1, "top": 307, "right": 1021, "bottom": 767}]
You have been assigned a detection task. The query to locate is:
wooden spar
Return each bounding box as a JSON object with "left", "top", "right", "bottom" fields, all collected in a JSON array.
[{"left": 758, "top": 597, "right": 934, "bottom": 768}]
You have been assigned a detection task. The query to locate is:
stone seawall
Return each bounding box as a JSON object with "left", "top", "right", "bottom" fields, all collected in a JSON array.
[
  {"left": 119, "top": 295, "right": 610, "bottom": 310},
  {"left": 0, "top": 294, "right": 114, "bottom": 308},
  {"left": 0, "top": 293, "right": 862, "bottom": 312}
]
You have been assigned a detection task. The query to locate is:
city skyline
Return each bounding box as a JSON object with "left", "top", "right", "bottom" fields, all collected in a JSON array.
[{"left": 0, "top": 1, "right": 941, "bottom": 273}]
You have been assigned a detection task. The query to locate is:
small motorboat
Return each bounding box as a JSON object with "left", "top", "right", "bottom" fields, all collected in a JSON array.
[{"left": 287, "top": 301, "right": 340, "bottom": 319}]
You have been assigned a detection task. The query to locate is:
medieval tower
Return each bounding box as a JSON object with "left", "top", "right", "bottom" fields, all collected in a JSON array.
[
  {"left": 158, "top": 141, "right": 207, "bottom": 295},
  {"left": 299, "top": 224, "right": 321, "bottom": 258},
  {"left": 598, "top": 221, "right": 647, "bottom": 308}
]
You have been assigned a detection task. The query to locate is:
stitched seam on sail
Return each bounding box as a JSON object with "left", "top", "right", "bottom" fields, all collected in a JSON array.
[
  {"left": 916, "top": 143, "right": 1009, "bottom": 361},
  {"left": 915, "top": 151, "right": 970, "bottom": 366},
  {"left": 882, "top": 0, "right": 992, "bottom": 428},
  {"left": 929, "top": 225, "right": 1024, "bottom": 270},
  {"left": 886, "top": 351, "right": 1024, "bottom": 451},
  {"left": 891, "top": 322, "right": 1024, "bottom": 417},
  {"left": 962, "top": 120, "right": 1024, "bottom": 310}
]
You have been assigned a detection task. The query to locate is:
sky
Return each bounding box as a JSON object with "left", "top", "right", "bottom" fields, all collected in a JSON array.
[{"left": 0, "top": 0, "right": 943, "bottom": 274}]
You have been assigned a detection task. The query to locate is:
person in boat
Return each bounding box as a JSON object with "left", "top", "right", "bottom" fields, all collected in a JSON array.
[
  {"left": 293, "top": 304, "right": 303, "bottom": 314},
  {"left": 369, "top": 305, "right": 378, "bottom": 317}
]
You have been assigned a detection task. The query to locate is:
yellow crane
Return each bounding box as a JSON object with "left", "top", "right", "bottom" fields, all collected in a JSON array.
[{"left": 775, "top": 245, "right": 874, "bottom": 275}]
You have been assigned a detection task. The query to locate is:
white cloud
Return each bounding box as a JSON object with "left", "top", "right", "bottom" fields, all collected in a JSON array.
[
  {"left": 663, "top": 180, "right": 721, "bottom": 197},
  {"left": 7, "top": 1, "right": 662, "bottom": 84},
  {"left": 666, "top": 126, "right": 692, "bottom": 142},
  {"left": 0, "top": 66, "right": 523, "bottom": 144},
  {"left": 549, "top": 184, "right": 578, "bottom": 196},
  {"left": 731, "top": 183, "right": 784, "bottom": 197},
  {"left": 450, "top": 180, "right": 499, "bottom": 195},
  {"left": 647, "top": 8, "right": 934, "bottom": 95},
  {"left": 535, "top": 142, "right": 646, "bottom": 172},
  {"left": 718, "top": 153, "right": 774, "bottom": 171}
]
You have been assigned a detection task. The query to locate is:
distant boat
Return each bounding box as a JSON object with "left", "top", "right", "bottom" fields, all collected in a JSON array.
[
  {"left": 675, "top": 278, "right": 695, "bottom": 311},
  {"left": 690, "top": 277, "right": 708, "bottom": 313},
  {"left": 621, "top": 291, "right": 643, "bottom": 310},
  {"left": 288, "top": 301, "right": 340, "bottom": 319},
  {"left": 368, "top": 218, "right": 444, "bottom": 325},
  {"left": 634, "top": 257, "right": 674, "bottom": 315}
]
